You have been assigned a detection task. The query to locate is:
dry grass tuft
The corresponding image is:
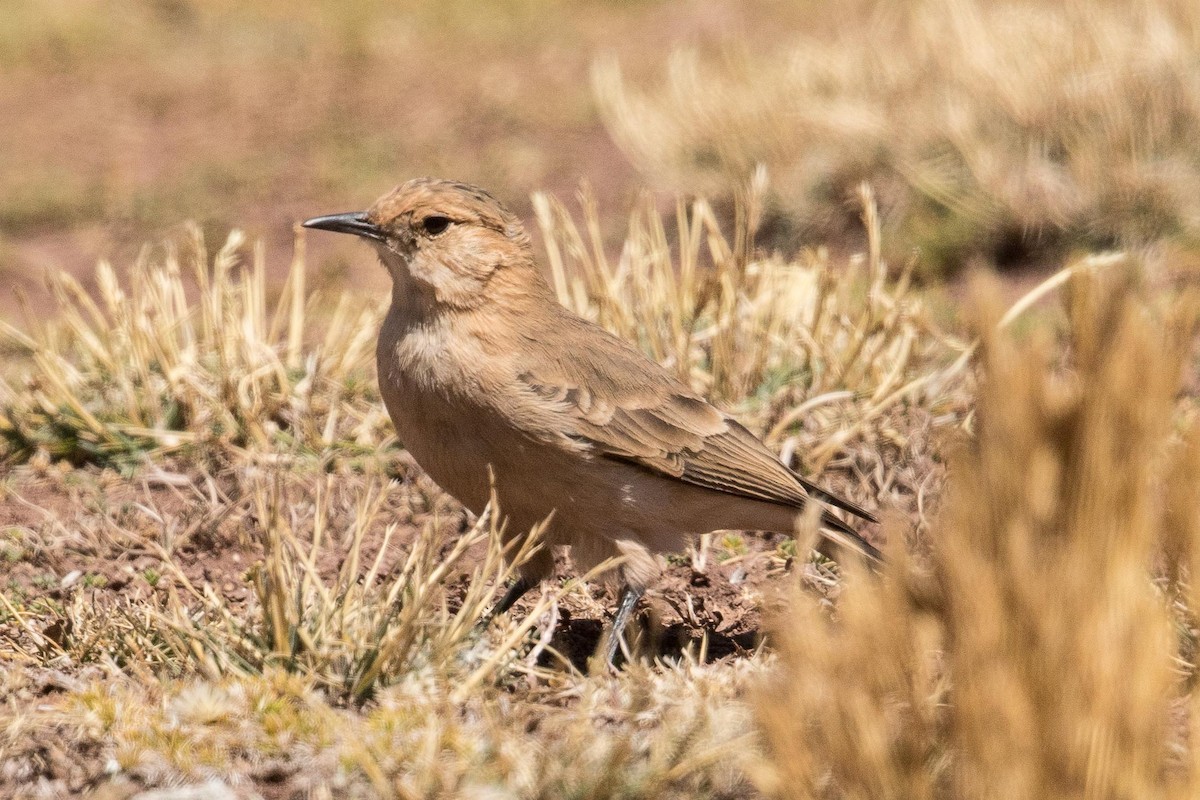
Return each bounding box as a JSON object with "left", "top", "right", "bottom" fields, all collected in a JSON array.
[
  {"left": 596, "top": 0, "right": 1200, "bottom": 271},
  {"left": 149, "top": 471, "right": 561, "bottom": 703},
  {"left": 0, "top": 464, "right": 575, "bottom": 705},
  {"left": 0, "top": 224, "right": 386, "bottom": 466},
  {"left": 756, "top": 267, "right": 1200, "bottom": 798}
]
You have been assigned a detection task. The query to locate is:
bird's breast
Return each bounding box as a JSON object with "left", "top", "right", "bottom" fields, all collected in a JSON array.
[
  {"left": 375, "top": 316, "right": 513, "bottom": 513},
  {"left": 373, "top": 309, "right": 655, "bottom": 538}
]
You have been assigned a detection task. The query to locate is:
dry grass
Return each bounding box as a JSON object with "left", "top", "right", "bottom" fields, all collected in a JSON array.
[
  {"left": 596, "top": 0, "right": 1200, "bottom": 272},
  {"left": 755, "top": 267, "right": 1200, "bottom": 798},
  {"left": 0, "top": 223, "right": 386, "bottom": 467},
  {"left": 0, "top": 460, "right": 578, "bottom": 703},
  {"left": 4, "top": 657, "right": 761, "bottom": 797}
]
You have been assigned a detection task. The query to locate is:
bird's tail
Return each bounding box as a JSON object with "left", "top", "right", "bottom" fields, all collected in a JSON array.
[
  {"left": 818, "top": 508, "right": 885, "bottom": 564},
  {"left": 792, "top": 471, "right": 879, "bottom": 523}
]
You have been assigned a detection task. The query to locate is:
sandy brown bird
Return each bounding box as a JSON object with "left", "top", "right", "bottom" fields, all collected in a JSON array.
[{"left": 304, "top": 178, "right": 879, "bottom": 663}]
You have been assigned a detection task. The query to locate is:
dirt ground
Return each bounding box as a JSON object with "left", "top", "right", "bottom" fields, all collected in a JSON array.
[{"left": 0, "top": 439, "right": 916, "bottom": 795}]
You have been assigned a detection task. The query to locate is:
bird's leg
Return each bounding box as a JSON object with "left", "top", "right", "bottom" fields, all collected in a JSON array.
[
  {"left": 478, "top": 575, "right": 535, "bottom": 628},
  {"left": 600, "top": 584, "right": 646, "bottom": 666},
  {"left": 494, "top": 575, "right": 536, "bottom": 615},
  {"left": 479, "top": 544, "right": 554, "bottom": 629}
]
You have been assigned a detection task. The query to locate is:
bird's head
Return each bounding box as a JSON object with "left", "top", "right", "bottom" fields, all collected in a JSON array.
[{"left": 304, "top": 178, "right": 546, "bottom": 309}]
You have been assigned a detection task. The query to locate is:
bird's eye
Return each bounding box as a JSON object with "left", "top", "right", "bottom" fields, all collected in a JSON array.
[{"left": 422, "top": 215, "right": 452, "bottom": 236}]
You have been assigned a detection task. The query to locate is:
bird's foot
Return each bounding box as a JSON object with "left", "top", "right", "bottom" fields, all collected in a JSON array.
[
  {"left": 591, "top": 584, "right": 645, "bottom": 672},
  {"left": 476, "top": 575, "right": 535, "bottom": 632}
]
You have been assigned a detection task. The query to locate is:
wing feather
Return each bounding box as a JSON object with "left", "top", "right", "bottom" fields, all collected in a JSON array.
[{"left": 518, "top": 371, "right": 879, "bottom": 558}]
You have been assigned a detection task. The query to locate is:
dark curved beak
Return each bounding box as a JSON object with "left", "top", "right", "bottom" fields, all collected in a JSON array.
[{"left": 301, "top": 212, "right": 384, "bottom": 241}]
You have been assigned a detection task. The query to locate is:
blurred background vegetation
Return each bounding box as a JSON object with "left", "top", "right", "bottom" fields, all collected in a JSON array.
[
  {"left": 0, "top": 0, "right": 790, "bottom": 307},
  {"left": 5, "top": 0, "right": 1199, "bottom": 311}
]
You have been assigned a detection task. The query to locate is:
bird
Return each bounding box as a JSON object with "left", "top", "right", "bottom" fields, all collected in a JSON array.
[{"left": 303, "top": 178, "right": 879, "bottom": 664}]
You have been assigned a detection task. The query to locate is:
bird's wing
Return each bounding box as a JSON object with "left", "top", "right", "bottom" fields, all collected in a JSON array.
[{"left": 516, "top": 364, "right": 880, "bottom": 558}]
